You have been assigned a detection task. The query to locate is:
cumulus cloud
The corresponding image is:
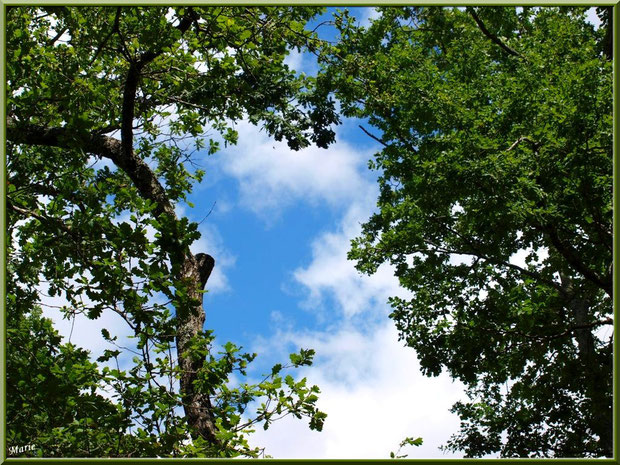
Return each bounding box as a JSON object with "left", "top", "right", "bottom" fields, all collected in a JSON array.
[
  {"left": 212, "top": 113, "right": 468, "bottom": 458},
  {"left": 249, "top": 321, "right": 465, "bottom": 459},
  {"left": 585, "top": 7, "right": 602, "bottom": 28},
  {"left": 283, "top": 48, "right": 303, "bottom": 73},
  {"left": 284, "top": 48, "right": 304, "bottom": 73},
  {"left": 284, "top": 46, "right": 319, "bottom": 76},
  {"left": 293, "top": 199, "right": 408, "bottom": 320},
  {"left": 246, "top": 192, "right": 464, "bottom": 458},
  {"left": 216, "top": 120, "right": 375, "bottom": 217}
]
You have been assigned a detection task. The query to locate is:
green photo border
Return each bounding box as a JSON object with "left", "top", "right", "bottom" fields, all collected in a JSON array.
[{"left": 0, "top": 1, "right": 617, "bottom": 463}]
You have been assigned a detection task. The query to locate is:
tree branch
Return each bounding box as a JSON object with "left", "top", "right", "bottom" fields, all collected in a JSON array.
[
  {"left": 467, "top": 8, "right": 521, "bottom": 58},
  {"left": 425, "top": 217, "right": 570, "bottom": 298},
  {"left": 8, "top": 201, "right": 74, "bottom": 235},
  {"left": 88, "top": 7, "right": 122, "bottom": 66},
  {"left": 541, "top": 222, "right": 612, "bottom": 298},
  {"left": 120, "top": 7, "right": 195, "bottom": 162},
  {"left": 505, "top": 136, "right": 538, "bottom": 152},
  {"left": 485, "top": 317, "right": 613, "bottom": 344},
  {"left": 7, "top": 116, "right": 175, "bottom": 219},
  {"left": 359, "top": 124, "right": 388, "bottom": 148}
]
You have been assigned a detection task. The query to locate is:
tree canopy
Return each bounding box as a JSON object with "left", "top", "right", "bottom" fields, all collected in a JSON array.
[
  {"left": 317, "top": 6, "right": 613, "bottom": 457},
  {"left": 6, "top": 6, "right": 336, "bottom": 457},
  {"left": 5, "top": 5, "right": 615, "bottom": 459}
]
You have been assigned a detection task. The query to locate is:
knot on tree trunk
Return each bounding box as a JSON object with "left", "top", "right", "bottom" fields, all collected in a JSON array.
[{"left": 195, "top": 253, "right": 215, "bottom": 290}]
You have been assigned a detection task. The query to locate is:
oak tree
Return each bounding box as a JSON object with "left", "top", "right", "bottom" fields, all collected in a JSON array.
[
  {"left": 318, "top": 6, "right": 613, "bottom": 457},
  {"left": 6, "top": 6, "right": 336, "bottom": 457}
]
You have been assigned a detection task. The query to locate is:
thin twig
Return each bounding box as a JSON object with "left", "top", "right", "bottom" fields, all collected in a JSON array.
[
  {"left": 197, "top": 201, "right": 216, "bottom": 226},
  {"left": 358, "top": 125, "right": 388, "bottom": 148}
]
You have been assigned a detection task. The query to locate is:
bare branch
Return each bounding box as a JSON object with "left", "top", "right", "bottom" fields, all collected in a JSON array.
[{"left": 359, "top": 125, "right": 388, "bottom": 147}]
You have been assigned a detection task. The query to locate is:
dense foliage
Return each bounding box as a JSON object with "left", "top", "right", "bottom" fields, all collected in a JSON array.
[
  {"left": 318, "top": 6, "right": 613, "bottom": 457},
  {"left": 6, "top": 6, "right": 336, "bottom": 457}
]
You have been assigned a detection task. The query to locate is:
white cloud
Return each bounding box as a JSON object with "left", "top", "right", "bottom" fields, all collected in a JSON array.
[
  {"left": 284, "top": 48, "right": 304, "bottom": 73},
  {"left": 284, "top": 47, "right": 319, "bottom": 76},
  {"left": 246, "top": 192, "right": 465, "bottom": 458},
  {"left": 217, "top": 120, "right": 374, "bottom": 218},
  {"left": 249, "top": 321, "right": 465, "bottom": 459},
  {"left": 37, "top": 279, "right": 135, "bottom": 363},
  {"left": 293, "top": 199, "right": 407, "bottom": 320}
]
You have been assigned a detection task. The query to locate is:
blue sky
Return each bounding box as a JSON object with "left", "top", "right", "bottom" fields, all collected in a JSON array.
[
  {"left": 36, "top": 6, "right": 603, "bottom": 459},
  {"left": 171, "top": 7, "right": 467, "bottom": 455}
]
